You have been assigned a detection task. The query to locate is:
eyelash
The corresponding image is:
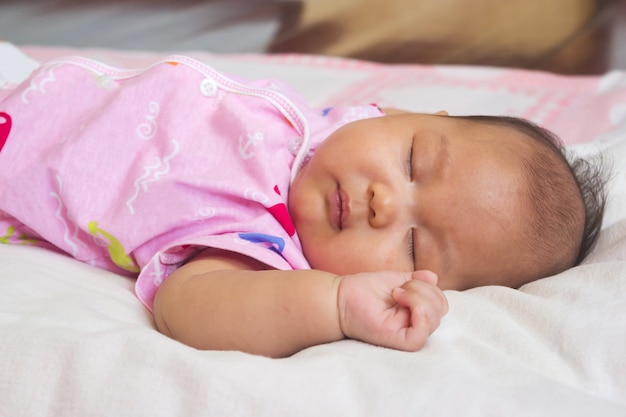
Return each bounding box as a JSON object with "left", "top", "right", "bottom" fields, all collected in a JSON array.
[
  {"left": 408, "top": 229, "right": 416, "bottom": 270},
  {"left": 406, "top": 143, "right": 416, "bottom": 269}
]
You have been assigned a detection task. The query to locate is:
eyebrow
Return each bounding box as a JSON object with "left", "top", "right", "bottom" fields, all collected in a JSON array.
[
  {"left": 434, "top": 134, "right": 450, "bottom": 179},
  {"left": 414, "top": 228, "right": 452, "bottom": 277}
]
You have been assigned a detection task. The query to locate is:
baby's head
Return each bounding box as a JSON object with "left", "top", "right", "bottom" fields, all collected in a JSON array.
[
  {"left": 454, "top": 115, "right": 606, "bottom": 285},
  {"left": 288, "top": 111, "right": 608, "bottom": 290}
]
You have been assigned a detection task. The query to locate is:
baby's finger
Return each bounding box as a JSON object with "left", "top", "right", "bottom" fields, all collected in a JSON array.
[
  {"left": 384, "top": 287, "right": 435, "bottom": 351},
  {"left": 410, "top": 270, "right": 438, "bottom": 286},
  {"left": 392, "top": 284, "right": 449, "bottom": 326}
]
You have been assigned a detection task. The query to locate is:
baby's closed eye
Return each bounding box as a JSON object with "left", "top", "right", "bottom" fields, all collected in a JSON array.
[{"left": 407, "top": 228, "right": 416, "bottom": 270}]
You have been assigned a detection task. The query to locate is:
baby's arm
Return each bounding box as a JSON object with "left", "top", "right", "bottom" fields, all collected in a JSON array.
[
  {"left": 153, "top": 249, "right": 448, "bottom": 357},
  {"left": 153, "top": 249, "right": 343, "bottom": 358}
]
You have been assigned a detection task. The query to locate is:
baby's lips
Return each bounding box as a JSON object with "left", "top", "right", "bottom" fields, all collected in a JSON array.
[{"left": 0, "top": 112, "right": 11, "bottom": 152}]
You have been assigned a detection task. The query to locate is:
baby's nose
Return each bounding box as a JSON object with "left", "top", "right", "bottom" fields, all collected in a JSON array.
[{"left": 368, "top": 183, "right": 397, "bottom": 228}]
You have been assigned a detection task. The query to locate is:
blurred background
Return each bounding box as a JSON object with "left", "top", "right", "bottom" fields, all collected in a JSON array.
[{"left": 1, "top": 0, "right": 625, "bottom": 74}]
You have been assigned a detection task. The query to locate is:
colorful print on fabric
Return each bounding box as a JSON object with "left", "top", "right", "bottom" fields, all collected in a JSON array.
[
  {"left": 238, "top": 232, "right": 286, "bottom": 256},
  {"left": 87, "top": 221, "right": 140, "bottom": 273},
  {"left": 268, "top": 185, "right": 295, "bottom": 236},
  {"left": 0, "top": 225, "right": 15, "bottom": 244},
  {"left": 0, "top": 112, "right": 11, "bottom": 152},
  {"left": 0, "top": 225, "right": 39, "bottom": 245}
]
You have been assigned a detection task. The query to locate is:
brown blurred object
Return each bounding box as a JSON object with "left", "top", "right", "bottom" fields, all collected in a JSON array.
[{"left": 270, "top": 0, "right": 625, "bottom": 75}]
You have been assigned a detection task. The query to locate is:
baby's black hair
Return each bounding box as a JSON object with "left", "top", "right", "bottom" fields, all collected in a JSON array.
[{"left": 459, "top": 115, "right": 609, "bottom": 276}]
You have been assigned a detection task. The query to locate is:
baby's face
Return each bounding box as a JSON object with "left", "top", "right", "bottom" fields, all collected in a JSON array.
[{"left": 288, "top": 112, "right": 537, "bottom": 290}]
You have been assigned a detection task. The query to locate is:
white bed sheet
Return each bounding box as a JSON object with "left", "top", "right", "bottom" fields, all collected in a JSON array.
[{"left": 1, "top": 44, "right": 625, "bottom": 416}]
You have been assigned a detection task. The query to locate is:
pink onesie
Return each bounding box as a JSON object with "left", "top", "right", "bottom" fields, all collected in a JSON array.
[{"left": 0, "top": 55, "right": 383, "bottom": 309}]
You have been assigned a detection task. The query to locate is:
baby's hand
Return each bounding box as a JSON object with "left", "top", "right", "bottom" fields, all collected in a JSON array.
[{"left": 337, "top": 270, "right": 448, "bottom": 351}]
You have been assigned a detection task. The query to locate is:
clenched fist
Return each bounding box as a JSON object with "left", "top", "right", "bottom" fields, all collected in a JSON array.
[{"left": 337, "top": 270, "right": 448, "bottom": 351}]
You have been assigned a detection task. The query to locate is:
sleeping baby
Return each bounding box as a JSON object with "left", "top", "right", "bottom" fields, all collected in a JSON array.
[{"left": 0, "top": 55, "right": 608, "bottom": 357}]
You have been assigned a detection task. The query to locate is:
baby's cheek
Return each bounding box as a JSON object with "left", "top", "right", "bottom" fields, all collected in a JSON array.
[
  {"left": 300, "top": 240, "right": 339, "bottom": 273},
  {"left": 306, "top": 243, "right": 396, "bottom": 275}
]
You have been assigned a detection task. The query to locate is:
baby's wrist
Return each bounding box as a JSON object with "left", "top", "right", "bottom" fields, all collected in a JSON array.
[{"left": 333, "top": 275, "right": 349, "bottom": 340}]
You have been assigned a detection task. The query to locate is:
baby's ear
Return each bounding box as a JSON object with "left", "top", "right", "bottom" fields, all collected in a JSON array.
[{"left": 433, "top": 110, "right": 449, "bottom": 116}]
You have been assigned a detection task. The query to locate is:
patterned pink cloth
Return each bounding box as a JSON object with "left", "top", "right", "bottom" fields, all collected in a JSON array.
[{"left": 0, "top": 55, "right": 383, "bottom": 309}]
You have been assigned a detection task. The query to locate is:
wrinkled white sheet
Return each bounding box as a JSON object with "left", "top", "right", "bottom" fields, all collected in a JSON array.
[{"left": 0, "top": 44, "right": 625, "bottom": 416}]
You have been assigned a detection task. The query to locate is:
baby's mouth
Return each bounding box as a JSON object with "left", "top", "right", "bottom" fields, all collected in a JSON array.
[{"left": 335, "top": 185, "right": 350, "bottom": 230}]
